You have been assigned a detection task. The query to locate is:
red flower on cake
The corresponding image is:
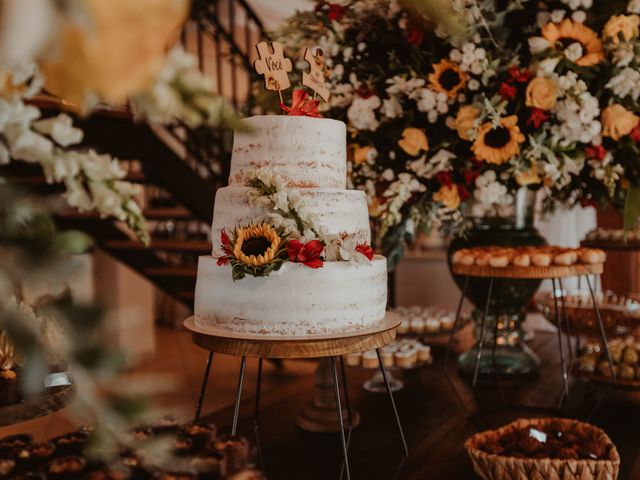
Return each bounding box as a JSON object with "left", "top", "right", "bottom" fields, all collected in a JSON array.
[
  {"left": 585, "top": 144, "right": 607, "bottom": 161},
  {"left": 280, "top": 89, "right": 321, "bottom": 118},
  {"left": 287, "top": 239, "right": 324, "bottom": 268},
  {"left": 355, "top": 243, "right": 374, "bottom": 260},
  {"left": 405, "top": 19, "right": 425, "bottom": 46},
  {"left": 508, "top": 66, "right": 533, "bottom": 83},
  {"left": 327, "top": 3, "right": 345, "bottom": 21},
  {"left": 631, "top": 124, "right": 640, "bottom": 142},
  {"left": 217, "top": 230, "right": 233, "bottom": 266}
]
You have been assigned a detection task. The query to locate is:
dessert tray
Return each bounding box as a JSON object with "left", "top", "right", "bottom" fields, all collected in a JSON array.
[
  {"left": 575, "top": 336, "right": 640, "bottom": 391},
  {"left": 582, "top": 228, "right": 640, "bottom": 250},
  {"left": 451, "top": 246, "right": 605, "bottom": 279},
  {"left": 343, "top": 338, "right": 433, "bottom": 371},
  {"left": 465, "top": 418, "right": 620, "bottom": 480},
  {"left": 536, "top": 289, "right": 640, "bottom": 338}
]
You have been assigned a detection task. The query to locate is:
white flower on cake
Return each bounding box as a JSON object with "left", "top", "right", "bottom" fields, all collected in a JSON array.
[{"left": 606, "top": 67, "right": 640, "bottom": 101}]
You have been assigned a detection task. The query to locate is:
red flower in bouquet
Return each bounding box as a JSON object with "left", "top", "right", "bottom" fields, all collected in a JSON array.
[
  {"left": 217, "top": 230, "right": 233, "bottom": 266},
  {"left": 631, "top": 125, "right": 640, "bottom": 142},
  {"left": 508, "top": 67, "right": 533, "bottom": 83},
  {"left": 527, "top": 108, "right": 550, "bottom": 129},
  {"left": 436, "top": 171, "right": 453, "bottom": 187},
  {"left": 585, "top": 144, "right": 607, "bottom": 161},
  {"left": 287, "top": 239, "right": 324, "bottom": 268},
  {"left": 499, "top": 82, "right": 517, "bottom": 99},
  {"left": 405, "top": 18, "right": 425, "bottom": 46},
  {"left": 327, "top": 3, "right": 345, "bottom": 21},
  {"left": 280, "top": 89, "right": 321, "bottom": 117},
  {"left": 355, "top": 243, "right": 374, "bottom": 260}
]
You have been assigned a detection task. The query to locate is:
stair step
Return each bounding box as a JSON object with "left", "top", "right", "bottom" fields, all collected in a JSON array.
[
  {"left": 105, "top": 239, "right": 210, "bottom": 252},
  {"left": 145, "top": 266, "right": 198, "bottom": 278}
]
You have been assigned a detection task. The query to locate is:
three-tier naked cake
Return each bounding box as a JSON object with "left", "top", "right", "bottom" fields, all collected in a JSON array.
[{"left": 193, "top": 115, "right": 388, "bottom": 336}]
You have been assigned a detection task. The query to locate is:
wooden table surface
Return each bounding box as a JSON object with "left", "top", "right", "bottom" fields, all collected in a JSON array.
[{"left": 202, "top": 331, "right": 640, "bottom": 480}]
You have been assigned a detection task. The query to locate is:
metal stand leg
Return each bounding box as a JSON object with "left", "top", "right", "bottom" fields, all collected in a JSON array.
[
  {"left": 375, "top": 349, "right": 409, "bottom": 458},
  {"left": 254, "top": 358, "right": 264, "bottom": 472},
  {"left": 330, "top": 356, "right": 350, "bottom": 480},
  {"left": 194, "top": 351, "right": 214, "bottom": 422},
  {"left": 231, "top": 356, "right": 247, "bottom": 436},
  {"left": 338, "top": 357, "right": 353, "bottom": 480},
  {"left": 558, "top": 278, "right": 574, "bottom": 369},
  {"left": 472, "top": 278, "right": 494, "bottom": 388},
  {"left": 585, "top": 276, "right": 615, "bottom": 420},
  {"left": 443, "top": 276, "right": 470, "bottom": 412},
  {"left": 491, "top": 279, "right": 505, "bottom": 404},
  {"left": 552, "top": 278, "right": 569, "bottom": 409}
]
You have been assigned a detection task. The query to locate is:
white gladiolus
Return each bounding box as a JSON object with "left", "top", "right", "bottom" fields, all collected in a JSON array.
[
  {"left": 606, "top": 67, "right": 640, "bottom": 101},
  {"left": 33, "top": 114, "right": 83, "bottom": 147},
  {"left": 564, "top": 42, "right": 583, "bottom": 63},
  {"left": 347, "top": 95, "right": 381, "bottom": 131},
  {"left": 529, "top": 37, "right": 551, "bottom": 54}
]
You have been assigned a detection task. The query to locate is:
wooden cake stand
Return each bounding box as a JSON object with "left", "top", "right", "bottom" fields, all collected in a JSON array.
[
  {"left": 446, "top": 263, "right": 614, "bottom": 421},
  {"left": 184, "top": 313, "right": 407, "bottom": 480}
]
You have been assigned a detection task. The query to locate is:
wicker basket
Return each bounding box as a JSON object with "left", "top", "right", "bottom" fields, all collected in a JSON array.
[{"left": 465, "top": 418, "right": 620, "bottom": 480}]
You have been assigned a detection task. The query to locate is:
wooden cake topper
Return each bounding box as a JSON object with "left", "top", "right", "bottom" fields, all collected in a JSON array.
[
  {"left": 301, "top": 47, "right": 331, "bottom": 102},
  {"left": 254, "top": 41, "right": 293, "bottom": 103}
]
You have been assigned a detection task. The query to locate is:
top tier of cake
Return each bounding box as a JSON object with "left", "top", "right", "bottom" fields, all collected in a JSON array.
[{"left": 229, "top": 116, "right": 347, "bottom": 189}]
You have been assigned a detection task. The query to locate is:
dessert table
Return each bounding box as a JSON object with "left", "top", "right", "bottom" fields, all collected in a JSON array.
[{"left": 200, "top": 330, "right": 640, "bottom": 480}]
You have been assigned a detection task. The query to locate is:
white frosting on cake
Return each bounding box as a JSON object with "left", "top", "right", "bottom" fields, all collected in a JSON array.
[
  {"left": 194, "top": 115, "right": 388, "bottom": 336},
  {"left": 229, "top": 116, "right": 347, "bottom": 188},
  {"left": 194, "top": 255, "right": 388, "bottom": 336},
  {"left": 211, "top": 187, "right": 371, "bottom": 245}
]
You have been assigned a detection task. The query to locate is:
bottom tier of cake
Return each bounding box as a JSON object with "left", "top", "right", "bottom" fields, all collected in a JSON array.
[{"left": 194, "top": 255, "right": 388, "bottom": 336}]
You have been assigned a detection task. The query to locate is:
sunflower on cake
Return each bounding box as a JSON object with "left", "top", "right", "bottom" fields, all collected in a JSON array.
[{"left": 193, "top": 42, "right": 387, "bottom": 336}]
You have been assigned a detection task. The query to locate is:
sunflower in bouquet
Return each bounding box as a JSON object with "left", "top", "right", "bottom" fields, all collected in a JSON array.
[{"left": 272, "top": 0, "right": 640, "bottom": 263}]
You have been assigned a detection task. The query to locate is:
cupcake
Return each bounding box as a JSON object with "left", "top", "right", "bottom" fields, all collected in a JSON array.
[
  {"left": 54, "top": 431, "right": 88, "bottom": 456},
  {"left": 417, "top": 344, "right": 432, "bottom": 363},
  {"left": 180, "top": 423, "right": 217, "bottom": 452},
  {"left": 83, "top": 467, "right": 131, "bottom": 480},
  {"left": 150, "top": 415, "right": 180, "bottom": 434},
  {"left": 440, "top": 315, "right": 455, "bottom": 331},
  {"left": 0, "top": 332, "right": 20, "bottom": 406},
  {"left": 409, "top": 319, "right": 425, "bottom": 335},
  {"left": 45, "top": 455, "right": 86, "bottom": 480},
  {"left": 361, "top": 350, "right": 379, "bottom": 369},
  {"left": 188, "top": 453, "right": 223, "bottom": 480},
  {"left": 0, "top": 459, "right": 16, "bottom": 477},
  {"left": 397, "top": 319, "right": 410, "bottom": 335},
  {"left": 226, "top": 469, "right": 265, "bottom": 480},
  {"left": 425, "top": 319, "right": 441, "bottom": 334},
  {"left": 0, "top": 434, "right": 32, "bottom": 456},
  {"left": 213, "top": 435, "right": 250, "bottom": 475},
  {"left": 394, "top": 350, "right": 417, "bottom": 369},
  {"left": 173, "top": 437, "right": 194, "bottom": 457},
  {"left": 379, "top": 349, "right": 395, "bottom": 368},
  {"left": 344, "top": 353, "right": 361, "bottom": 367}
]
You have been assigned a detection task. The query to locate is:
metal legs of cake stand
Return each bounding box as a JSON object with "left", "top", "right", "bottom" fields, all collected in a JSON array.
[
  {"left": 334, "top": 352, "right": 408, "bottom": 480},
  {"left": 193, "top": 355, "right": 264, "bottom": 470}
]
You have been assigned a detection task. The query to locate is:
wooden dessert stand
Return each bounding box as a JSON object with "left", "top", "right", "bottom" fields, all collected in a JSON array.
[
  {"left": 446, "top": 263, "right": 615, "bottom": 422},
  {"left": 184, "top": 313, "right": 408, "bottom": 480}
]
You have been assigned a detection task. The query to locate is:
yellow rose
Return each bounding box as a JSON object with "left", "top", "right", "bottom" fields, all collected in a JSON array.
[
  {"left": 516, "top": 164, "right": 541, "bottom": 186},
  {"left": 525, "top": 77, "right": 558, "bottom": 111},
  {"left": 398, "top": 127, "right": 429, "bottom": 156},
  {"left": 453, "top": 105, "right": 479, "bottom": 141},
  {"left": 602, "top": 104, "right": 640, "bottom": 140},
  {"left": 433, "top": 185, "right": 461, "bottom": 210},
  {"left": 353, "top": 145, "right": 376, "bottom": 165},
  {"left": 39, "top": 0, "right": 190, "bottom": 107},
  {"left": 603, "top": 15, "right": 640, "bottom": 44}
]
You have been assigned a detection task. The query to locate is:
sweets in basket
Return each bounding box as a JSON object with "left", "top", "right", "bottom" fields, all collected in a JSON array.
[
  {"left": 452, "top": 246, "right": 606, "bottom": 269},
  {"left": 465, "top": 418, "right": 619, "bottom": 480}
]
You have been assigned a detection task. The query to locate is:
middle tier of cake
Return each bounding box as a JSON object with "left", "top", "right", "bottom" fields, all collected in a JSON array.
[{"left": 211, "top": 187, "right": 371, "bottom": 244}]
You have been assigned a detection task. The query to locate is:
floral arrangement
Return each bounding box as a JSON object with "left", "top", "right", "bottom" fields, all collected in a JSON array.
[
  {"left": 273, "top": 0, "right": 640, "bottom": 260},
  {"left": 215, "top": 170, "right": 374, "bottom": 280}
]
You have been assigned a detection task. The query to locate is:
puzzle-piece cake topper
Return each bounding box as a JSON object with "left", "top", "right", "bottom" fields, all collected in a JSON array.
[
  {"left": 254, "top": 41, "right": 293, "bottom": 101},
  {"left": 301, "top": 47, "right": 331, "bottom": 102}
]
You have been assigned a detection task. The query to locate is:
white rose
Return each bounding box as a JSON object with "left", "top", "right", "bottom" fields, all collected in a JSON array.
[{"left": 564, "top": 42, "right": 583, "bottom": 62}]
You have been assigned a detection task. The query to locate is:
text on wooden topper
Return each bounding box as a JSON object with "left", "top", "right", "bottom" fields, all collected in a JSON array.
[
  {"left": 254, "top": 41, "right": 293, "bottom": 95},
  {"left": 301, "top": 47, "right": 331, "bottom": 102}
]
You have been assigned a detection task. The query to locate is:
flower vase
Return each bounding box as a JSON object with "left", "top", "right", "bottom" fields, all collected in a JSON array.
[{"left": 448, "top": 188, "right": 545, "bottom": 378}]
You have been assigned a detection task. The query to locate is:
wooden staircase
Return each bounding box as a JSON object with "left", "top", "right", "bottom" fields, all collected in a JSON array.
[{"left": 1, "top": 0, "right": 265, "bottom": 308}]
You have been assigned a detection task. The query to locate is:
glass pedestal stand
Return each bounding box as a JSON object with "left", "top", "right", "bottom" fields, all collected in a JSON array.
[
  {"left": 363, "top": 369, "right": 404, "bottom": 393},
  {"left": 458, "top": 310, "right": 540, "bottom": 378}
]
